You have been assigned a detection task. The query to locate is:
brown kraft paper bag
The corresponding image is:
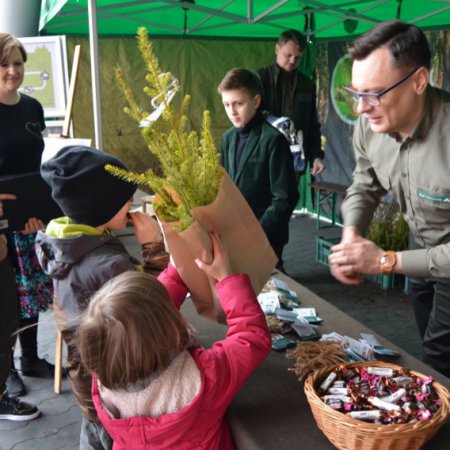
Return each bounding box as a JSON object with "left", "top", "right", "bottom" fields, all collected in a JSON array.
[{"left": 160, "top": 172, "right": 277, "bottom": 323}]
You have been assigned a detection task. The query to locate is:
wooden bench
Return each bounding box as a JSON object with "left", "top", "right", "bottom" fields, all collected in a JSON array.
[{"left": 308, "top": 182, "right": 349, "bottom": 229}]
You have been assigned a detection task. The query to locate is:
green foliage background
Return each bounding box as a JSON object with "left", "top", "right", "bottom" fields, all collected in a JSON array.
[{"left": 367, "top": 196, "right": 409, "bottom": 251}]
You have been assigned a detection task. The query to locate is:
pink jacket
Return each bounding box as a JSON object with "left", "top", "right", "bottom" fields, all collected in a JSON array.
[{"left": 91, "top": 264, "right": 271, "bottom": 449}]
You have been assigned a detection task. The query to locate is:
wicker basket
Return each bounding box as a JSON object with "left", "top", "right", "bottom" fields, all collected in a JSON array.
[{"left": 304, "top": 361, "right": 450, "bottom": 450}]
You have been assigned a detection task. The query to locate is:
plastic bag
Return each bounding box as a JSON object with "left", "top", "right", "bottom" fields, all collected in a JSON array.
[{"left": 266, "top": 114, "right": 306, "bottom": 174}]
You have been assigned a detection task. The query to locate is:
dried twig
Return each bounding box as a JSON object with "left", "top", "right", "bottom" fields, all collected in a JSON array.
[{"left": 286, "top": 340, "right": 347, "bottom": 382}]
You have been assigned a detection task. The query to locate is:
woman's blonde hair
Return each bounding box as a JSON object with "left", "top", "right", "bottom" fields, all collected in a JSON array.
[
  {"left": 78, "top": 271, "right": 189, "bottom": 390},
  {"left": 0, "top": 32, "right": 27, "bottom": 64}
]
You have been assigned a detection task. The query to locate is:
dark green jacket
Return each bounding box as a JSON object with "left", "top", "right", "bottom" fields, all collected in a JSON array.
[{"left": 221, "top": 113, "right": 299, "bottom": 250}]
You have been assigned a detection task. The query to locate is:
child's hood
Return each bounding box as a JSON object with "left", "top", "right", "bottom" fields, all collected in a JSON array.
[
  {"left": 93, "top": 350, "right": 213, "bottom": 449},
  {"left": 35, "top": 217, "right": 119, "bottom": 279},
  {"left": 45, "top": 216, "right": 103, "bottom": 239}
]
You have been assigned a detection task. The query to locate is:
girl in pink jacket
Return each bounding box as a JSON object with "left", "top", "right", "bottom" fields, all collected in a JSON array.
[{"left": 78, "top": 232, "right": 271, "bottom": 450}]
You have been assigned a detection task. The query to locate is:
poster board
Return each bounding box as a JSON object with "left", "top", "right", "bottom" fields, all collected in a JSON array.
[{"left": 18, "top": 35, "right": 69, "bottom": 118}]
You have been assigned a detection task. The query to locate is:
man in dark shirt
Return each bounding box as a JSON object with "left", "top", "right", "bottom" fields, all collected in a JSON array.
[{"left": 257, "top": 29, "right": 325, "bottom": 176}]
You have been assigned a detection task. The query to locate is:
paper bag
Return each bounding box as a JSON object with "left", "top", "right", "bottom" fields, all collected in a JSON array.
[{"left": 160, "top": 172, "right": 277, "bottom": 323}]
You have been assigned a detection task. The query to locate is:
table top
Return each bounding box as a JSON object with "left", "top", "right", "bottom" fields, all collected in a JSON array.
[{"left": 181, "top": 271, "right": 450, "bottom": 450}]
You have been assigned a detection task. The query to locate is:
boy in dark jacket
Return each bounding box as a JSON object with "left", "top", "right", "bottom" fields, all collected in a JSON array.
[
  {"left": 35, "top": 146, "right": 168, "bottom": 450},
  {"left": 218, "top": 68, "right": 299, "bottom": 270}
]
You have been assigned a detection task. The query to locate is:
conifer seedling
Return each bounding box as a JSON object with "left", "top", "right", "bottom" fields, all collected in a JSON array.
[{"left": 107, "top": 27, "right": 222, "bottom": 231}]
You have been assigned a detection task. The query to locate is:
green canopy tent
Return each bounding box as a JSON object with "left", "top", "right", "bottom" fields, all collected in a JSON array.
[{"left": 41, "top": 1, "right": 450, "bottom": 39}]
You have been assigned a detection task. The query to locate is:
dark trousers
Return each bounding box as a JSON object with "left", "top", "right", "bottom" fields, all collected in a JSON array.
[
  {"left": 17, "top": 316, "right": 39, "bottom": 361},
  {"left": 272, "top": 243, "right": 285, "bottom": 272},
  {"left": 0, "top": 258, "right": 20, "bottom": 394},
  {"left": 407, "top": 275, "right": 450, "bottom": 378}
]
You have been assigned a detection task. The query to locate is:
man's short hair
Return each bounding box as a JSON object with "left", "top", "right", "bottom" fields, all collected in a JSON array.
[
  {"left": 278, "top": 29, "right": 307, "bottom": 51},
  {"left": 217, "top": 68, "right": 262, "bottom": 98},
  {"left": 348, "top": 19, "right": 430, "bottom": 70}
]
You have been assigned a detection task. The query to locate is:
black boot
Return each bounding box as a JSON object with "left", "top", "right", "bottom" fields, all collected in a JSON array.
[
  {"left": 21, "top": 356, "right": 56, "bottom": 379},
  {"left": 19, "top": 316, "right": 55, "bottom": 379}
]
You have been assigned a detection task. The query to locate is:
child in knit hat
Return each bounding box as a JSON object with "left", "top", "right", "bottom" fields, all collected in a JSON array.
[{"left": 35, "top": 145, "right": 168, "bottom": 450}]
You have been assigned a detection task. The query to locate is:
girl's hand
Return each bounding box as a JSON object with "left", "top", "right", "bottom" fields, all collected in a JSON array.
[
  {"left": 195, "top": 231, "right": 233, "bottom": 283},
  {"left": 129, "top": 211, "right": 163, "bottom": 244},
  {"left": 22, "top": 217, "right": 45, "bottom": 234}
]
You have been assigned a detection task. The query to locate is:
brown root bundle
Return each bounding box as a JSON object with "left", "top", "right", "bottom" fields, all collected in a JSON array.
[{"left": 286, "top": 340, "right": 347, "bottom": 382}]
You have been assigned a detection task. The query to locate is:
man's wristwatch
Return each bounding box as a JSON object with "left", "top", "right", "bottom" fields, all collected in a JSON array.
[{"left": 379, "top": 251, "right": 397, "bottom": 276}]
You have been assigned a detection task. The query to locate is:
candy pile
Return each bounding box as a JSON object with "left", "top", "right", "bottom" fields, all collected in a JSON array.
[{"left": 319, "top": 365, "right": 442, "bottom": 424}]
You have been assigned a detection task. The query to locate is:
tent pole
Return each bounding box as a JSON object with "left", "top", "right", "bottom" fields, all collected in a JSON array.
[{"left": 88, "top": 0, "right": 104, "bottom": 150}]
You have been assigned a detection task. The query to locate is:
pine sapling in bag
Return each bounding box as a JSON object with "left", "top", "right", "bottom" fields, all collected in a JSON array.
[{"left": 108, "top": 28, "right": 277, "bottom": 322}]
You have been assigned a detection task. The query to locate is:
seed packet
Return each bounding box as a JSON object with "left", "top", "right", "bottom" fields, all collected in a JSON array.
[{"left": 271, "top": 333, "right": 297, "bottom": 351}]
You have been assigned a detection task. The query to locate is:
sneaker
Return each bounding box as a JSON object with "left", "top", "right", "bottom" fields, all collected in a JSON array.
[
  {"left": 0, "top": 394, "right": 40, "bottom": 421},
  {"left": 21, "top": 357, "right": 65, "bottom": 379},
  {"left": 6, "top": 369, "right": 27, "bottom": 397}
]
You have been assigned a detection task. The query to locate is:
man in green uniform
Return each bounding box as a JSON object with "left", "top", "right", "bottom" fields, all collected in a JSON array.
[{"left": 329, "top": 20, "right": 450, "bottom": 377}]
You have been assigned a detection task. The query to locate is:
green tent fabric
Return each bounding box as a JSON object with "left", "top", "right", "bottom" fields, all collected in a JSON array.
[
  {"left": 40, "top": 0, "right": 68, "bottom": 31},
  {"left": 40, "top": 1, "right": 450, "bottom": 40},
  {"left": 52, "top": 35, "right": 313, "bottom": 209},
  {"left": 57, "top": 37, "right": 278, "bottom": 174}
]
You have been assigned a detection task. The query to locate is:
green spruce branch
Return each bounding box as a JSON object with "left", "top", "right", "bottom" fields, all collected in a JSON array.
[{"left": 109, "top": 27, "right": 222, "bottom": 231}]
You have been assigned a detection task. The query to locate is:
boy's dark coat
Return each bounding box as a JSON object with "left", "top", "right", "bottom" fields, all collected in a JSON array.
[{"left": 221, "top": 116, "right": 299, "bottom": 250}]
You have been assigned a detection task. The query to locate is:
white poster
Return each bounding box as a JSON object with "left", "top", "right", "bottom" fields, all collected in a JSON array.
[{"left": 18, "top": 35, "right": 69, "bottom": 118}]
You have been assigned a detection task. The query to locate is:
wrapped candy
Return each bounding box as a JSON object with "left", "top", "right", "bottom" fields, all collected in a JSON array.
[{"left": 319, "top": 365, "right": 442, "bottom": 425}]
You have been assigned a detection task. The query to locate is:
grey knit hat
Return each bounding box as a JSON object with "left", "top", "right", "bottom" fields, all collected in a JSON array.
[{"left": 41, "top": 145, "right": 137, "bottom": 227}]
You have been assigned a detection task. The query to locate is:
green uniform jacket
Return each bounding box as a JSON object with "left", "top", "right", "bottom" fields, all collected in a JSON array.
[
  {"left": 221, "top": 114, "right": 299, "bottom": 250},
  {"left": 343, "top": 86, "right": 450, "bottom": 278}
]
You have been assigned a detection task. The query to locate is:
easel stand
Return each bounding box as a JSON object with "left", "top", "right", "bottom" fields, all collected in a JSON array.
[{"left": 53, "top": 44, "right": 81, "bottom": 394}]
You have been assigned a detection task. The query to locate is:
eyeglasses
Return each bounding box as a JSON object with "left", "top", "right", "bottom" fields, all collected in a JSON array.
[{"left": 344, "top": 67, "right": 420, "bottom": 107}]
